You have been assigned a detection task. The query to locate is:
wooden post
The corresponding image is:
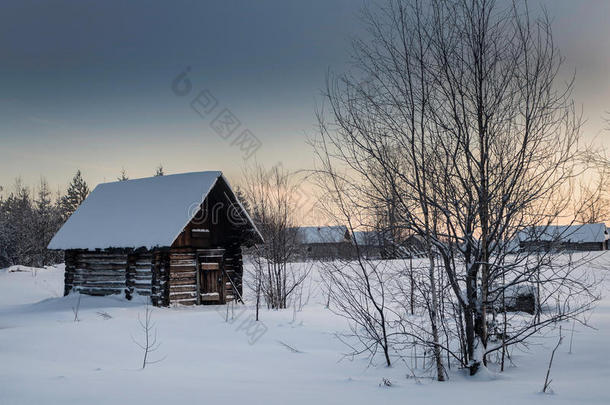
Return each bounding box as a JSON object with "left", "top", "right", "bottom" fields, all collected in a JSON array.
[
  {"left": 151, "top": 251, "right": 159, "bottom": 306},
  {"left": 163, "top": 252, "right": 170, "bottom": 306},
  {"left": 125, "top": 252, "right": 136, "bottom": 300},
  {"left": 63, "top": 250, "right": 75, "bottom": 296},
  {"left": 195, "top": 253, "right": 201, "bottom": 305}
]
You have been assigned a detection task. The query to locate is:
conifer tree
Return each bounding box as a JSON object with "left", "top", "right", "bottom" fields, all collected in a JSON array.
[
  {"left": 34, "top": 178, "right": 63, "bottom": 265},
  {"left": 60, "top": 170, "right": 90, "bottom": 220},
  {"left": 2, "top": 180, "right": 36, "bottom": 266},
  {"left": 0, "top": 185, "right": 9, "bottom": 268}
]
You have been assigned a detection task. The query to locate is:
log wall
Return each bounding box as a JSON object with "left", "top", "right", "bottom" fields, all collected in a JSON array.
[
  {"left": 69, "top": 252, "right": 128, "bottom": 296},
  {"left": 151, "top": 251, "right": 169, "bottom": 306},
  {"left": 64, "top": 250, "right": 170, "bottom": 304},
  {"left": 126, "top": 253, "right": 154, "bottom": 299},
  {"left": 168, "top": 252, "right": 198, "bottom": 305}
]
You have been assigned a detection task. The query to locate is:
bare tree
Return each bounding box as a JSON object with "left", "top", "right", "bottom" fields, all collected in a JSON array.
[
  {"left": 241, "top": 164, "right": 310, "bottom": 310},
  {"left": 575, "top": 166, "right": 610, "bottom": 224},
  {"left": 117, "top": 168, "right": 129, "bottom": 182},
  {"left": 321, "top": 245, "right": 394, "bottom": 367},
  {"left": 132, "top": 300, "right": 162, "bottom": 369},
  {"left": 312, "top": 0, "right": 598, "bottom": 378},
  {"left": 309, "top": 145, "right": 397, "bottom": 367}
]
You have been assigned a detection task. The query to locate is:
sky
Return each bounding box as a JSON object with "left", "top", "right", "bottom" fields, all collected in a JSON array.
[{"left": 0, "top": 0, "right": 609, "bottom": 196}]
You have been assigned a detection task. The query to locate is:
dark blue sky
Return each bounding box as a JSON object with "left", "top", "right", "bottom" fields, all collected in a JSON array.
[{"left": 1, "top": 0, "right": 608, "bottom": 192}]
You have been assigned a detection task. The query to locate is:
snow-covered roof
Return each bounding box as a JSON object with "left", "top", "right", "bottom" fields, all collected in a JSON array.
[
  {"left": 295, "top": 226, "right": 349, "bottom": 244},
  {"left": 519, "top": 223, "right": 608, "bottom": 244},
  {"left": 48, "top": 171, "right": 262, "bottom": 250}
]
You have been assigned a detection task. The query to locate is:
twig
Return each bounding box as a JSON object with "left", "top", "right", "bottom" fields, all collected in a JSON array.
[
  {"left": 542, "top": 326, "right": 563, "bottom": 394},
  {"left": 277, "top": 340, "right": 304, "bottom": 353}
]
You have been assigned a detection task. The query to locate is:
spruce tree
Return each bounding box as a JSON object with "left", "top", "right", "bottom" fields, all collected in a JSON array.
[
  {"left": 3, "top": 180, "right": 36, "bottom": 266},
  {"left": 34, "top": 178, "right": 63, "bottom": 265},
  {"left": 60, "top": 170, "right": 90, "bottom": 220},
  {"left": 0, "top": 187, "right": 9, "bottom": 268}
]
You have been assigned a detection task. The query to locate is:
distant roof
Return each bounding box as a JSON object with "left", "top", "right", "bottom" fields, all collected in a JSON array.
[
  {"left": 48, "top": 171, "right": 262, "bottom": 250},
  {"left": 295, "top": 226, "right": 349, "bottom": 244},
  {"left": 519, "top": 223, "right": 608, "bottom": 244}
]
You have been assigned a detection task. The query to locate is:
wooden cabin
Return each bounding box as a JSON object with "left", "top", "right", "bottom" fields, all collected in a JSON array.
[{"left": 48, "top": 171, "right": 263, "bottom": 306}]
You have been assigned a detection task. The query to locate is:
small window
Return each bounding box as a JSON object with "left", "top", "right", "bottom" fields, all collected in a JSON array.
[{"left": 192, "top": 229, "right": 210, "bottom": 238}]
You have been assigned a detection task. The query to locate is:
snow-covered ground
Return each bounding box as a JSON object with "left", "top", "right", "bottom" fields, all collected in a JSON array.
[{"left": 1, "top": 258, "right": 609, "bottom": 404}]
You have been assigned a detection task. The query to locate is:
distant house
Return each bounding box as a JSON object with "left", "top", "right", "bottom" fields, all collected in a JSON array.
[
  {"left": 294, "top": 226, "right": 353, "bottom": 260},
  {"left": 48, "top": 171, "right": 263, "bottom": 306},
  {"left": 519, "top": 223, "right": 609, "bottom": 252}
]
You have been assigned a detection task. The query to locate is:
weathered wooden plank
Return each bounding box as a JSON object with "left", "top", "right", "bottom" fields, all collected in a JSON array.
[
  {"left": 76, "top": 255, "right": 128, "bottom": 261},
  {"left": 73, "top": 280, "right": 124, "bottom": 286},
  {"left": 73, "top": 279, "right": 126, "bottom": 284},
  {"left": 74, "top": 267, "right": 127, "bottom": 273},
  {"left": 169, "top": 285, "right": 197, "bottom": 293},
  {"left": 134, "top": 290, "right": 152, "bottom": 296},
  {"left": 74, "top": 262, "right": 128, "bottom": 270},
  {"left": 169, "top": 266, "right": 196, "bottom": 273},
  {"left": 169, "top": 292, "right": 197, "bottom": 300},
  {"left": 169, "top": 272, "right": 196, "bottom": 280},
  {"left": 74, "top": 267, "right": 126, "bottom": 272},
  {"left": 74, "top": 265, "right": 126, "bottom": 270},
  {"left": 169, "top": 257, "right": 196, "bottom": 263},
  {"left": 201, "top": 263, "right": 219, "bottom": 270},
  {"left": 172, "top": 299, "right": 197, "bottom": 306},
  {"left": 200, "top": 292, "right": 221, "bottom": 302},
  {"left": 73, "top": 276, "right": 125, "bottom": 282},
  {"left": 73, "top": 269, "right": 126, "bottom": 276},
  {"left": 134, "top": 282, "right": 152, "bottom": 288},
  {"left": 169, "top": 279, "right": 196, "bottom": 286},
  {"left": 72, "top": 275, "right": 125, "bottom": 281},
  {"left": 75, "top": 257, "right": 128, "bottom": 263},
  {"left": 196, "top": 249, "right": 225, "bottom": 256},
  {"left": 73, "top": 287, "right": 123, "bottom": 295},
  {"left": 169, "top": 261, "right": 195, "bottom": 266}
]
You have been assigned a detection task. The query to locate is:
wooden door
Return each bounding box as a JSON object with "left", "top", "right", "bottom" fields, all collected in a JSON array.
[{"left": 197, "top": 249, "right": 225, "bottom": 304}]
